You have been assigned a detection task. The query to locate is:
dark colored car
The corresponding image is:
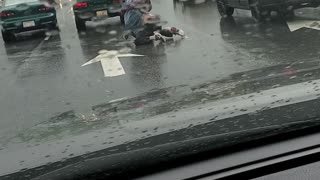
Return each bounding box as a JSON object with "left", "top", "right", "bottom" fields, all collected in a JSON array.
[
  {"left": 72, "top": 0, "right": 124, "bottom": 31},
  {"left": 216, "top": 0, "right": 320, "bottom": 20},
  {"left": 0, "top": 0, "right": 58, "bottom": 43}
]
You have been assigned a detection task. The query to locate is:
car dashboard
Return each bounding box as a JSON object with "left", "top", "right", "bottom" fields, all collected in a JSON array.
[{"left": 138, "top": 129, "right": 320, "bottom": 180}]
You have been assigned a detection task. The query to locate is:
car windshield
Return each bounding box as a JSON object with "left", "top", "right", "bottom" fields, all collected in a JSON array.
[
  {"left": 1, "top": 0, "right": 320, "bottom": 178},
  {"left": 4, "top": 0, "right": 39, "bottom": 6}
]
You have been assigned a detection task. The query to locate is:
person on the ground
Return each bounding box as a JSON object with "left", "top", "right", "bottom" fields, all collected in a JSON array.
[
  {"left": 135, "top": 16, "right": 185, "bottom": 45},
  {"left": 123, "top": 1, "right": 184, "bottom": 46}
]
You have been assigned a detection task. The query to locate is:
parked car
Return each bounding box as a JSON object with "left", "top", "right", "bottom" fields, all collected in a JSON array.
[
  {"left": 73, "top": 0, "right": 124, "bottom": 31},
  {"left": 0, "top": 0, "right": 58, "bottom": 43},
  {"left": 216, "top": 0, "right": 320, "bottom": 21}
]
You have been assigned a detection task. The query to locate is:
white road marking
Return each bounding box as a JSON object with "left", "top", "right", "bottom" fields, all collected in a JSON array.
[
  {"left": 116, "top": 53, "right": 145, "bottom": 58},
  {"left": 109, "top": 97, "right": 130, "bottom": 103},
  {"left": 101, "top": 56, "right": 125, "bottom": 77},
  {"left": 287, "top": 20, "right": 320, "bottom": 32},
  {"left": 44, "top": 36, "right": 50, "bottom": 41},
  {"left": 82, "top": 50, "right": 144, "bottom": 77}
]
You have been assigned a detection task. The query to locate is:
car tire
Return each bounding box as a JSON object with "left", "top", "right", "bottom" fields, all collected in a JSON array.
[
  {"left": 1, "top": 30, "right": 14, "bottom": 43},
  {"left": 53, "top": 20, "right": 60, "bottom": 30},
  {"left": 283, "top": 10, "right": 295, "bottom": 19},
  {"left": 120, "top": 13, "right": 125, "bottom": 24},
  {"left": 251, "top": 7, "right": 268, "bottom": 22},
  {"left": 217, "top": 0, "right": 234, "bottom": 17},
  {"left": 75, "top": 17, "right": 86, "bottom": 31},
  {"left": 49, "top": 21, "right": 60, "bottom": 31}
]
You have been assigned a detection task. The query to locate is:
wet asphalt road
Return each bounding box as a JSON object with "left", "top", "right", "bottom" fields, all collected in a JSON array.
[{"left": 1, "top": 0, "right": 320, "bottom": 140}]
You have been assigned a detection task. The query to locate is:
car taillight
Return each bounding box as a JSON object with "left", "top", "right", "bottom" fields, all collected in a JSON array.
[
  {"left": 0, "top": 11, "right": 14, "bottom": 18},
  {"left": 39, "top": 5, "right": 53, "bottom": 11},
  {"left": 73, "top": 2, "right": 87, "bottom": 9}
]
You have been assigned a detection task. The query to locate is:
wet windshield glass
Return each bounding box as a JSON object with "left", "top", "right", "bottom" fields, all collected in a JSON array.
[
  {"left": 1, "top": 0, "right": 320, "bottom": 178},
  {"left": 4, "top": 0, "right": 39, "bottom": 6}
]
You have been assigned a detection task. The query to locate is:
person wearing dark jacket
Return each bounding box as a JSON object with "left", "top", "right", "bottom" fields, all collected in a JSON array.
[{"left": 123, "top": 0, "right": 184, "bottom": 46}]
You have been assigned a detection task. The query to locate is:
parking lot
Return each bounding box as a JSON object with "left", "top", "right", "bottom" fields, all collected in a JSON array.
[{"left": 1, "top": 0, "right": 320, "bottom": 147}]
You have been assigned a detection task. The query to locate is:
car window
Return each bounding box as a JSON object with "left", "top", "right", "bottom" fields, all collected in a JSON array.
[{"left": 4, "top": 0, "right": 39, "bottom": 6}]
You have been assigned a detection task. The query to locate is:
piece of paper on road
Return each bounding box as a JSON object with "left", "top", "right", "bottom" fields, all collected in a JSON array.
[{"left": 287, "top": 19, "right": 320, "bottom": 32}]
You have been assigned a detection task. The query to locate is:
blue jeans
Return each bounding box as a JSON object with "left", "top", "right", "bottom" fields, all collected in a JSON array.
[{"left": 124, "top": 9, "right": 143, "bottom": 36}]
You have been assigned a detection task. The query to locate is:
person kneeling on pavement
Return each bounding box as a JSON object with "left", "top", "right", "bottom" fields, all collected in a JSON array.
[{"left": 123, "top": 0, "right": 184, "bottom": 46}]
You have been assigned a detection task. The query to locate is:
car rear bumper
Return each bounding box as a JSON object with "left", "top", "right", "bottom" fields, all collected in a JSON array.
[
  {"left": 257, "top": 0, "right": 320, "bottom": 10},
  {"left": 1, "top": 13, "right": 57, "bottom": 33},
  {"left": 74, "top": 6, "right": 122, "bottom": 21}
]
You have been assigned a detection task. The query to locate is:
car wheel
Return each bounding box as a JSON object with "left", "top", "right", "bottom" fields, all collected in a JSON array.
[
  {"left": 75, "top": 17, "right": 86, "bottom": 31},
  {"left": 54, "top": 23, "right": 60, "bottom": 31},
  {"left": 120, "top": 13, "right": 125, "bottom": 24},
  {"left": 283, "top": 10, "right": 295, "bottom": 19},
  {"left": 47, "top": 22, "right": 60, "bottom": 36},
  {"left": 48, "top": 21, "right": 60, "bottom": 31},
  {"left": 1, "top": 30, "right": 15, "bottom": 43},
  {"left": 53, "top": 20, "right": 60, "bottom": 30},
  {"left": 251, "top": 7, "right": 269, "bottom": 22},
  {"left": 217, "top": 0, "right": 234, "bottom": 17}
]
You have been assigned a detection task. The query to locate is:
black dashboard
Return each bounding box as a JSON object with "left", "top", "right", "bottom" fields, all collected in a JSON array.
[{"left": 138, "top": 130, "right": 320, "bottom": 180}]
